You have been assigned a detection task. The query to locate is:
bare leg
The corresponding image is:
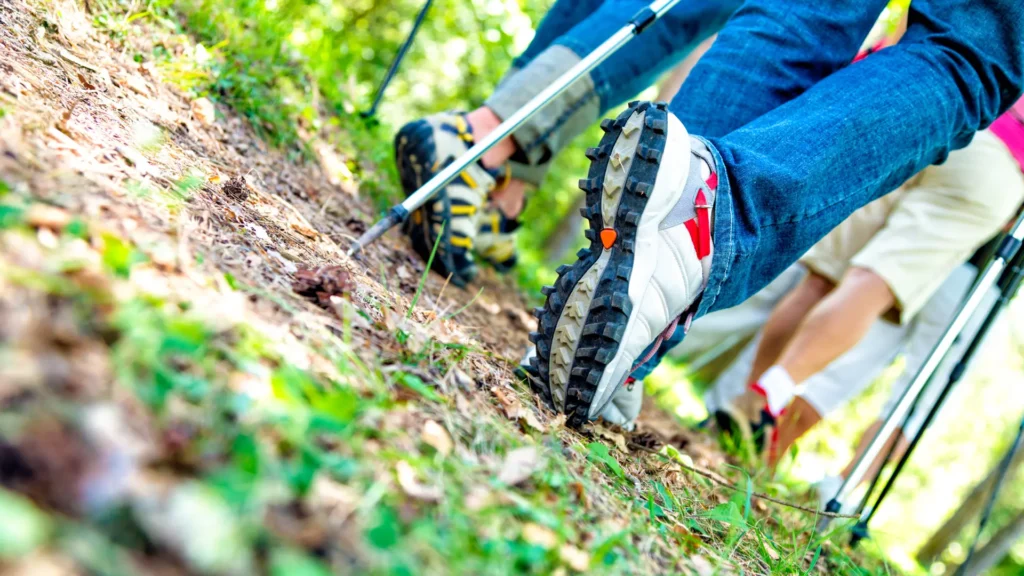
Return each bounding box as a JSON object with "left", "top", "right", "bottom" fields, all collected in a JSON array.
[
  {"left": 746, "top": 272, "right": 835, "bottom": 384},
  {"left": 735, "top": 267, "right": 895, "bottom": 422},
  {"left": 777, "top": 267, "right": 895, "bottom": 383},
  {"left": 772, "top": 396, "right": 823, "bottom": 467}
]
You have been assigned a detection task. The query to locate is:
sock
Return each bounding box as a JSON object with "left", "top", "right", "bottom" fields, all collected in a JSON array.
[{"left": 751, "top": 365, "right": 797, "bottom": 417}]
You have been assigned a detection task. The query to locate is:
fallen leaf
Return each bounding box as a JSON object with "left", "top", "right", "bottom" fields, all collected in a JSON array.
[
  {"left": 491, "top": 387, "right": 546, "bottom": 432},
  {"left": 122, "top": 74, "right": 151, "bottom": 96},
  {"left": 450, "top": 368, "right": 475, "bottom": 390},
  {"left": 671, "top": 524, "right": 703, "bottom": 554},
  {"left": 291, "top": 221, "right": 318, "bottom": 239},
  {"left": 568, "top": 482, "right": 590, "bottom": 510},
  {"left": 190, "top": 97, "right": 216, "bottom": 126},
  {"left": 763, "top": 542, "right": 780, "bottom": 561},
  {"left": 521, "top": 523, "right": 557, "bottom": 549},
  {"left": 559, "top": 545, "right": 590, "bottom": 572},
  {"left": 498, "top": 446, "right": 541, "bottom": 486},
  {"left": 596, "top": 426, "right": 629, "bottom": 453},
  {"left": 24, "top": 205, "right": 71, "bottom": 229},
  {"left": 421, "top": 420, "right": 453, "bottom": 456},
  {"left": 116, "top": 146, "right": 149, "bottom": 173},
  {"left": 314, "top": 142, "right": 356, "bottom": 194},
  {"left": 395, "top": 461, "right": 442, "bottom": 502},
  {"left": 689, "top": 555, "right": 714, "bottom": 576},
  {"left": 247, "top": 223, "right": 271, "bottom": 242}
]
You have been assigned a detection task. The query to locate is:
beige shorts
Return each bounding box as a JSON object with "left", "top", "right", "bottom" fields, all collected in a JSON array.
[{"left": 801, "top": 130, "right": 1024, "bottom": 323}]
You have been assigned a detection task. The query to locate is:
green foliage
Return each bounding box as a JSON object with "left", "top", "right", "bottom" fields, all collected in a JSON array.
[
  {"left": 149, "top": 0, "right": 597, "bottom": 291},
  {"left": 0, "top": 490, "right": 52, "bottom": 559}
]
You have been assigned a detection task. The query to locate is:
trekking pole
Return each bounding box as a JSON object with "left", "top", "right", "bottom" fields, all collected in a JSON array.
[
  {"left": 848, "top": 242, "right": 1024, "bottom": 546},
  {"left": 821, "top": 211, "right": 1024, "bottom": 527},
  {"left": 347, "top": 0, "right": 684, "bottom": 256},
  {"left": 362, "top": 0, "right": 434, "bottom": 119},
  {"left": 955, "top": 414, "right": 1024, "bottom": 576}
]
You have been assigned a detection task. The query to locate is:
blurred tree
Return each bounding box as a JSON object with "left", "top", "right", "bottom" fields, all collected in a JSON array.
[
  {"left": 917, "top": 435, "right": 1024, "bottom": 565},
  {"left": 949, "top": 512, "right": 1024, "bottom": 576}
]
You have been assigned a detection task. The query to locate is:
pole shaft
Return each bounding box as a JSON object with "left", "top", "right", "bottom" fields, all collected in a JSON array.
[
  {"left": 832, "top": 213, "right": 1024, "bottom": 510},
  {"left": 364, "top": 0, "right": 433, "bottom": 118},
  {"left": 348, "top": 0, "right": 684, "bottom": 255},
  {"left": 397, "top": 0, "right": 682, "bottom": 216}
]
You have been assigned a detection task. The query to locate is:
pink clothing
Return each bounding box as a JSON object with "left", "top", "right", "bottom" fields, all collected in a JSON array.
[{"left": 990, "top": 98, "right": 1024, "bottom": 171}]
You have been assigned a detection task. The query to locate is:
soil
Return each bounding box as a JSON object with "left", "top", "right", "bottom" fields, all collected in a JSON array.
[{"left": 0, "top": 1, "right": 832, "bottom": 574}]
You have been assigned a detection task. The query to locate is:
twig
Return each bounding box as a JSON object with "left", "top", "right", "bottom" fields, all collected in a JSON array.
[{"left": 629, "top": 442, "right": 859, "bottom": 520}]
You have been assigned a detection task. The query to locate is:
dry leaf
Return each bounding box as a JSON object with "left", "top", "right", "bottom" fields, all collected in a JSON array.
[
  {"left": 559, "top": 545, "right": 590, "bottom": 571},
  {"left": 763, "top": 542, "right": 780, "bottom": 561},
  {"left": 596, "top": 427, "right": 629, "bottom": 453},
  {"left": 290, "top": 221, "right": 318, "bottom": 239},
  {"left": 521, "top": 523, "right": 557, "bottom": 549},
  {"left": 568, "top": 482, "right": 590, "bottom": 510},
  {"left": 450, "top": 368, "right": 475, "bottom": 390},
  {"left": 421, "top": 420, "right": 453, "bottom": 456},
  {"left": 25, "top": 204, "right": 71, "bottom": 229},
  {"left": 395, "top": 461, "right": 442, "bottom": 502},
  {"left": 498, "top": 446, "right": 541, "bottom": 486},
  {"left": 491, "top": 387, "right": 546, "bottom": 432},
  {"left": 190, "top": 97, "right": 216, "bottom": 126},
  {"left": 689, "top": 555, "right": 714, "bottom": 576},
  {"left": 121, "top": 73, "right": 151, "bottom": 95}
]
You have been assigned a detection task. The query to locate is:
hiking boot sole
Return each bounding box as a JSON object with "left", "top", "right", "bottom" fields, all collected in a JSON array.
[{"left": 523, "top": 101, "right": 684, "bottom": 428}]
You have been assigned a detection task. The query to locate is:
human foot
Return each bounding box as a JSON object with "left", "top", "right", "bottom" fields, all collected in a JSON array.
[
  {"left": 720, "top": 366, "right": 797, "bottom": 462},
  {"left": 522, "top": 101, "right": 718, "bottom": 428},
  {"left": 394, "top": 112, "right": 509, "bottom": 287}
]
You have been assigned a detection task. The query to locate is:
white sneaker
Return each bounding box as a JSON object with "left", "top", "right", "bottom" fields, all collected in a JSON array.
[{"left": 522, "top": 101, "right": 718, "bottom": 428}]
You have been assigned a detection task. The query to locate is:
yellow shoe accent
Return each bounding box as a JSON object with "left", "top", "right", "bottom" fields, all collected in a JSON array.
[
  {"left": 450, "top": 235, "right": 473, "bottom": 249},
  {"left": 450, "top": 205, "right": 477, "bottom": 216}
]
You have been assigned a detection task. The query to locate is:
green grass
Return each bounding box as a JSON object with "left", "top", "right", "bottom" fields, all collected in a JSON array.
[{"left": 0, "top": 187, "right": 895, "bottom": 574}]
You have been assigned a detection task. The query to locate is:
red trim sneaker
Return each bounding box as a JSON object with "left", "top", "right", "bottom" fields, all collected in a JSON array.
[{"left": 521, "top": 101, "right": 718, "bottom": 428}]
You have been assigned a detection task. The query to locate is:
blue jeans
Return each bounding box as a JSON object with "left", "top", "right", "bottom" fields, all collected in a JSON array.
[
  {"left": 633, "top": 0, "right": 1024, "bottom": 378},
  {"left": 516, "top": 0, "right": 742, "bottom": 113}
]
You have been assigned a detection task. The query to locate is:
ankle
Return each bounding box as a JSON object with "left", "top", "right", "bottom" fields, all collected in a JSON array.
[
  {"left": 752, "top": 365, "right": 797, "bottom": 417},
  {"left": 466, "top": 107, "right": 517, "bottom": 169}
]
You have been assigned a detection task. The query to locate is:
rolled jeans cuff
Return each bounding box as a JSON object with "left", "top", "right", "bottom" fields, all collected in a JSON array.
[
  {"left": 485, "top": 45, "right": 601, "bottom": 187},
  {"left": 630, "top": 135, "right": 734, "bottom": 381}
]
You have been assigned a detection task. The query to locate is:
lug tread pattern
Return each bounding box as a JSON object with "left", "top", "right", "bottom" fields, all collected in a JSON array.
[{"left": 533, "top": 102, "right": 669, "bottom": 427}]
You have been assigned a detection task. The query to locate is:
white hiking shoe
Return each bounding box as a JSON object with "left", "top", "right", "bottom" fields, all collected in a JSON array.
[{"left": 522, "top": 101, "right": 718, "bottom": 428}]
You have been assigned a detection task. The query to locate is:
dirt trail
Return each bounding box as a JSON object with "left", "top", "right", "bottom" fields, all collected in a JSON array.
[{"left": 0, "top": 1, "right": 866, "bottom": 574}]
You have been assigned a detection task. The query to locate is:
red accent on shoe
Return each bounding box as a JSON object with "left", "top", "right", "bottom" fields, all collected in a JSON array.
[
  {"left": 750, "top": 382, "right": 768, "bottom": 398},
  {"left": 695, "top": 190, "right": 711, "bottom": 259},
  {"left": 683, "top": 219, "right": 699, "bottom": 252},
  {"left": 600, "top": 228, "right": 617, "bottom": 250},
  {"left": 706, "top": 171, "right": 718, "bottom": 190}
]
